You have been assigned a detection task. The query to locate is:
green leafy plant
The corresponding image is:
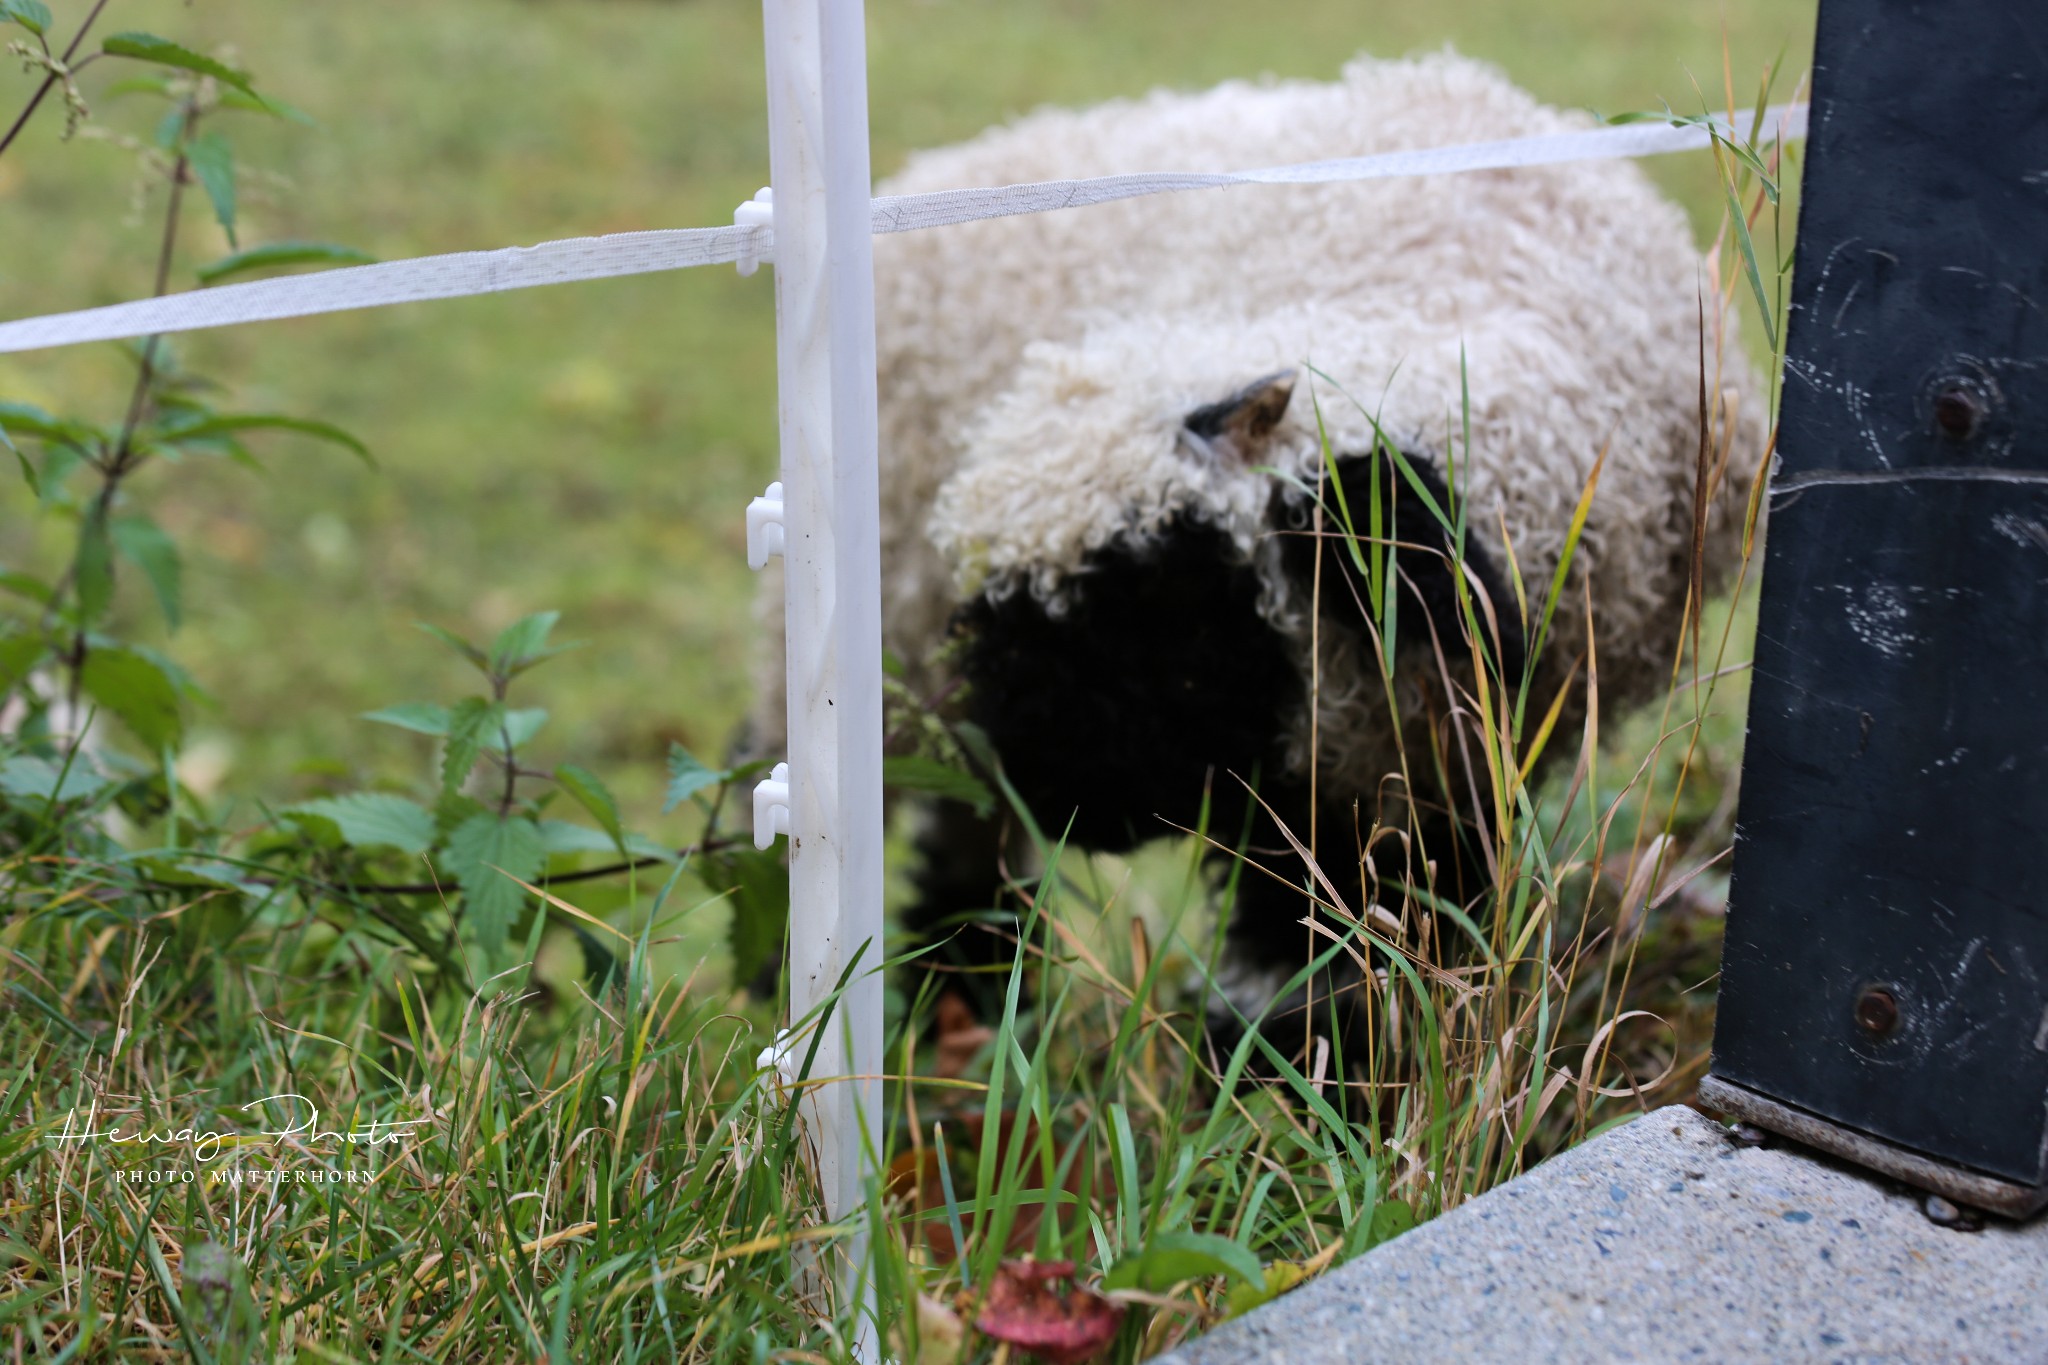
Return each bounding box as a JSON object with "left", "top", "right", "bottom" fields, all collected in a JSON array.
[
  {"left": 343, "top": 610, "right": 682, "bottom": 968},
  {"left": 0, "top": 11, "right": 689, "bottom": 1000},
  {"left": 0, "top": 10, "right": 365, "bottom": 770}
]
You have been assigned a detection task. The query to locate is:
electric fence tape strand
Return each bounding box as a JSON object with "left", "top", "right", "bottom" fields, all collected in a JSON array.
[{"left": 0, "top": 105, "right": 1805, "bottom": 356}]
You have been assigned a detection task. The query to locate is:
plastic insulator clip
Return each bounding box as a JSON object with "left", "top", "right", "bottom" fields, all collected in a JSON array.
[
  {"left": 733, "top": 187, "right": 773, "bottom": 276},
  {"left": 755, "top": 1028, "right": 797, "bottom": 1103},
  {"left": 753, "top": 762, "right": 791, "bottom": 850},
  {"left": 746, "top": 481, "right": 786, "bottom": 570}
]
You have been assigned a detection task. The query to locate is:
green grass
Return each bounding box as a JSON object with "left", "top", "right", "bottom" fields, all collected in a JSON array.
[
  {"left": 0, "top": 0, "right": 1811, "bottom": 1358},
  {"left": 1, "top": 738, "right": 1751, "bottom": 1361}
]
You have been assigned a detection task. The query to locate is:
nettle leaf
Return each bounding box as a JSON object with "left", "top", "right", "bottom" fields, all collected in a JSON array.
[
  {"left": 217, "top": 87, "right": 311, "bottom": 124},
  {"left": 129, "top": 642, "right": 202, "bottom": 701},
  {"left": 1103, "top": 1231, "right": 1264, "bottom": 1294},
  {"left": 536, "top": 820, "right": 618, "bottom": 857},
  {"left": 503, "top": 707, "right": 548, "bottom": 748},
  {"left": 621, "top": 832, "right": 676, "bottom": 861},
  {"left": 145, "top": 404, "right": 266, "bottom": 470},
  {"left": 363, "top": 701, "right": 450, "bottom": 737},
  {"left": 109, "top": 516, "right": 182, "bottom": 631},
  {"left": 1223, "top": 1259, "right": 1309, "bottom": 1319},
  {"left": 444, "top": 812, "right": 544, "bottom": 953},
  {"left": 487, "top": 611, "right": 565, "bottom": 678},
  {"left": 101, "top": 33, "right": 258, "bottom": 97},
  {"left": 101, "top": 74, "right": 177, "bottom": 102},
  {"left": 0, "top": 400, "right": 99, "bottom": 450},
  {"left": 198, "top": 241, "right": 376, "bottom": 286},
  {"left": 80, "top": 646, "right": 183, "bottom": 752},
  {"left": 701, "top": 845, "right": 789, "bottom": 993},
  {"left": 151, "top": 389, "right": 210, "bottom": 418},
  {"left": 1, "top": 2, "right": 51, "bottom": 38},
  {"left": 286, "top": 793, "right": 435, "bottom": 855},
  {"left": 161, "top": 413, "right": 370, "bottom": 465},
  {"left": 0, "top": 632, "right": 48, "bottom": 695},
  {"left": 0, "top": 756, "right": 110, "bottom": 804},
  {"left": 433, "top": 789, "right": 486, "bottom": 834},
  {"left": 1367, "top": 1197, "right": 1417, "bottom": 1249},
  {"left": 663, "top": 742, "right": 728, "bottom": 812},
  {"left": 883, "top": 753, "right": 994, "bottom": 818},
  {"left": 553, "top": 763, "right": 623, "bottom": 853},
  {"left": 536, "top": 820, "right": 672, "bottom": 861},
  {"left": 35, "top": 446, "right": 84, "bottom": 508},
  {"left": 210, "top": 436, "right": 262, "bottom": 471},
  {"left": 440, "top": 696, "right": 500, "bottom": 795},
  {"left": 74, "top": 510, "right": 114, "bottom": 626},
  {"left": 0, "top": 570, "right": 52, "bottom": 606},
  {"left": 151, "top": 854, "right": 266, "bottom": 901},
  {"left": 416, "top": 622, "right": 487, "bottom": 672},
  {"left": 182, "top": 132, "right": 238, "bottom": 247}
]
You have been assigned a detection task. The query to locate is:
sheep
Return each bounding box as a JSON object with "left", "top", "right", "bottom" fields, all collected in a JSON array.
[{"left": 750, "top": 51, "right": 1764, "bottom": 1046}]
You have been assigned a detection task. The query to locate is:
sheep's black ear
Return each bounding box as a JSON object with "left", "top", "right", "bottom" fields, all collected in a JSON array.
[{"left": 1182, "top": 369, "right": 1296, "bottom": 466}]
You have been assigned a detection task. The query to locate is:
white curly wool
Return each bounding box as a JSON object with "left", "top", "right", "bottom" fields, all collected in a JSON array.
[{"left": 756, "top": 52, "right": 1762, "bottom": 789}]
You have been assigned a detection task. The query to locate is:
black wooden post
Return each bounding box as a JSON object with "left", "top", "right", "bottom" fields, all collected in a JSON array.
[{"left": 1700, "top": 0, "right": 2048, "bottom": 1217}]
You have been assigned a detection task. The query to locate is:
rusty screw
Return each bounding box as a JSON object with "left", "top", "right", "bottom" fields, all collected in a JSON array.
[
  {"left": 1932, "top": 384, "right": 1981, "bottom": 442},
  {"left": 1854, "top": 986, "right": 1901, "bottom": 1039}
]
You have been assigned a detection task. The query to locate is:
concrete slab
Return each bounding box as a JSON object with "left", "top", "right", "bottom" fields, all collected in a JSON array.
[{"left": 1159, "top": 1106, "right": 2048, "bottom": 1364}]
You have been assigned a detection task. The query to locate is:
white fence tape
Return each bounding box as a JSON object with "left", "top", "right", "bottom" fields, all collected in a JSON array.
[{"left": 0, "top": 104, "right": 1804, "bottom": 356}]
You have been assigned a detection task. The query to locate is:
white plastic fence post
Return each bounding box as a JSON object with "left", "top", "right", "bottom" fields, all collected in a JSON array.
[{"left": 758, "top": 0, "right": 885, "bottom": 1334}]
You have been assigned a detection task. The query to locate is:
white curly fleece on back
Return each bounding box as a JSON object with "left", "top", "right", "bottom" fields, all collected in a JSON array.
[{"left": 756, "top": 52, "right": 1763, "bottom": 783}]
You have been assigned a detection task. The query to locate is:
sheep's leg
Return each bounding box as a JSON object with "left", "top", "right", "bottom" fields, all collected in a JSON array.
[
  {"left": 901, "top": 798, "right": 1019, "bottom": 1022},
  {"left": 1205, "top": 797, "right": 1485, "bottom": 1096},
  {"left": 1215, "top": 419, "right": 1525, "bottom": 1078},
  {"left": 1203, "top": 784, "right": 1352, "bottom": 1073},
  {"left": 1203, "top": 785, "right": 1397, "bottom": 1081}
]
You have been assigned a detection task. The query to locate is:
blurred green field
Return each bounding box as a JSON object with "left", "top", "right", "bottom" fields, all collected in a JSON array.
[{"left": 0, "top": 0, "right": 1814, "bottom": 972}]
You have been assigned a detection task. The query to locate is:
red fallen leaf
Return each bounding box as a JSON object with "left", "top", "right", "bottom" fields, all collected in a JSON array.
[
  {"left": 976, "top": 1258, "right": 1124, "bottom": 1365},
  {"left": 934, "top": 991, "right": 996, "bottom": 1079}
]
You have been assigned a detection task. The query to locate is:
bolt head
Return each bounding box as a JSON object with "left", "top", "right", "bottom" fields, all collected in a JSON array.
[
  {"left": 1932, "top": 384, "right": 1981, "bottom": 441},
  {"left": 1854, "top": 985, "right": 1901, "bottom": 1039}
]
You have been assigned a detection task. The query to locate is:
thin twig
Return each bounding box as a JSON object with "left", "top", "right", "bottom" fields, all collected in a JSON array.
[
  {"left": 0, "top": 0, "right": 111, "bottom": 161},
  {"left": 336, "top": 837, "right": 737, "bottom": 898},
  {"left": 66, "top": 103, "right": 190, "bottom": 715}
]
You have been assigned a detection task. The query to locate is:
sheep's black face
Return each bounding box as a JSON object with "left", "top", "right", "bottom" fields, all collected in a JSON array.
[
  {"left": 950, "top": 370, "right": 1311, "bottom": 851},
  {"left": 947, "top": 363, "right": 1528, "bottom": 860},
  {"left": 955, "top": 517, "right": 1302, "bottom": 854}
]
